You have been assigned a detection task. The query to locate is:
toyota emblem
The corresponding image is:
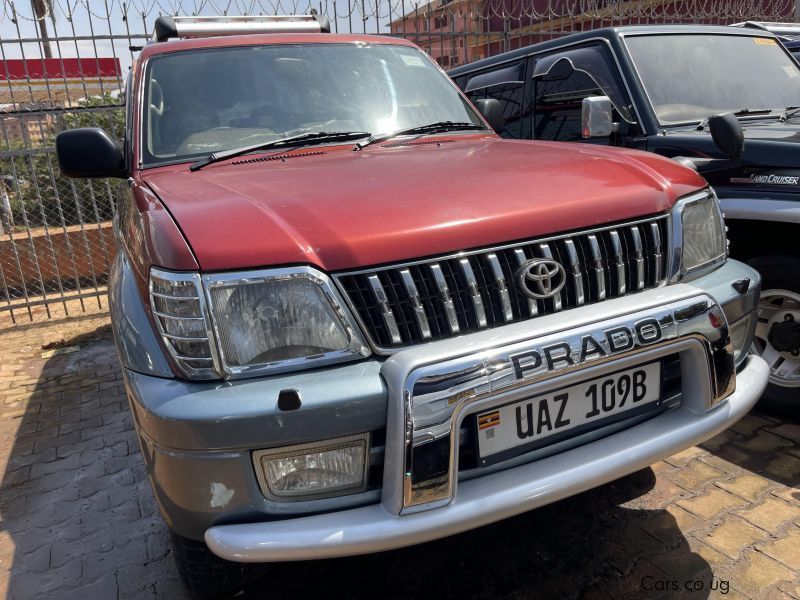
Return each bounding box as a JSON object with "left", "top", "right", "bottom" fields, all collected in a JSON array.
[{"left": 515, "top": 258, "right": 566, "bottom": 299}]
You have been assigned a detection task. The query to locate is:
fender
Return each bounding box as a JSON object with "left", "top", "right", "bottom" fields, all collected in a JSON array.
[
  {"left": 718, "top": 197, "right": 800, "bottom": 224},
  {"left": 108, "top": 252, "right": 174, "bottom": 377}
]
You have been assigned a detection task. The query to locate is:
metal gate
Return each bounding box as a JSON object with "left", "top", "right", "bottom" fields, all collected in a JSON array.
[{"left": 1, "top": 0, "right": 797, "bottom": 325}]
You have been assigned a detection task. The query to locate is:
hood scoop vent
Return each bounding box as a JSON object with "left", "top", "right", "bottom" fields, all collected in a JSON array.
[
  {"left": 382, "top": 138, "right": 457, "bottom": 148},
  {"left": 232, "top": 150, "right": 326, "bottom": 165}
]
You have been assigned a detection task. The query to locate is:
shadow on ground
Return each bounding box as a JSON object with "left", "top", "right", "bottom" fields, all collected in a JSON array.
[
  {"left": 699, "top": 408, "right": 800, "bottom": 502},
  {"left": 0, "top": 321, "right": 186, "bottom": 599},
  {"left": 0, "top": 321, "right": 715, "bottom": 599},
  {"left": 239, "top": 468, "right": 714, "bottom": 600}
]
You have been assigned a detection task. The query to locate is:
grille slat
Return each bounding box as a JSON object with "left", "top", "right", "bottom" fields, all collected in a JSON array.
[
  {"left": 538, "top": 242, "right": 563, "bottom": 312},
  {"left": 650, "top": 221, "right": 664, "bottom": 284},
  {"left": 337, "top": 216, "right": 670, "bottom": 351},
  {"left": 608, "top": 230, "right": 626, "bottom": 296},
  {"left": 629, "top": 225, "right": 646, "bottom": 291},
  {"left": 366, "top": 274, "right": 402, "bottom": 345},
  {"left": 399, "top": 269, "right": 432, "bottom": 340},
  {"left": 429, "top": 263, "right": 461, "bottom": 335}
]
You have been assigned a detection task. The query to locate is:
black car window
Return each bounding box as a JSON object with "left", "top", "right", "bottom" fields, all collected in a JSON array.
[
  {"left": 530, "top": 44, "right": 635, "bottom": 143},
  {"left": 533, "top": 44, "right": 635, "bottom": 124},
  {"left": 532, "top": 60, "right": 604, "bottom": 142},
  {"left": 463, "top": 61, "right": 527, "bottom": 138}
]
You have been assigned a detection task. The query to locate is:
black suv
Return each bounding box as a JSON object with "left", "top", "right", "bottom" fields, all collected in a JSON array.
[{"left": 450, "top": 25, "right": 800, "bottom": 413}]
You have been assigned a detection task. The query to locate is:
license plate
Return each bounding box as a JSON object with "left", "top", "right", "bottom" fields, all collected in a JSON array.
[{"left": 476, "top": 361, "right": 661, "bottom": 461}]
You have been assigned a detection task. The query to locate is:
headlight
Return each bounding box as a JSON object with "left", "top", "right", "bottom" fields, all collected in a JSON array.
[
  {"left": 252, "top": 433, "right": 370, "bottom": 501},
  {"left": 150, "top": 266, "right": 370, "bottom": 379},
  {"left": 672, "top": 190, "right": 727, "bottom": 279}
]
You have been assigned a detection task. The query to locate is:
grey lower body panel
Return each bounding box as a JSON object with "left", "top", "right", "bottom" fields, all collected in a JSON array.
[{"left": 205, "top": 354, "right": 767, "bottom": 562}]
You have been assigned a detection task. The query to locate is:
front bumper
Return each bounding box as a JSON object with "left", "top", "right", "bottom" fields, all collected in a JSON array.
[
  {"left": 122, "top": 259, "right": 766, "bottom": 556},
  {"left": 206, "top": 354, "right": 767, "bottom": 562}
]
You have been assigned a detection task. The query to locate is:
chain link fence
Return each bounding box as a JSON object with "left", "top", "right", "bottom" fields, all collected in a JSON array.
[{"left": 1, "top": 0, "right": 798, "bottom": 325}]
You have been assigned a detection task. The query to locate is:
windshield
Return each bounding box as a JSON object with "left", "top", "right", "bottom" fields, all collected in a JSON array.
[
  {"left": 624, "top": 34, "right": 800, "bottom": 125},
  {"left": 142, "top": 43, "right": 482, "bottom": 165}
]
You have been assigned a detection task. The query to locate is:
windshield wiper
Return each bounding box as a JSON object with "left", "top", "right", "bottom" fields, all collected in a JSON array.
[
  {"left": 354, "top": 121, "right": 486, "bottom": 150},
  {"left": 697, "top": 108, "right": 775, "bottom": 130},
  {"left": 190, "top": 131, "right": 372, "bottom": 171},
  {"left": 733, "top": 108, "right": 773, "bottom": 117},
  {"left": 781, "top": 106, "right": 800, "bottom": 121}
]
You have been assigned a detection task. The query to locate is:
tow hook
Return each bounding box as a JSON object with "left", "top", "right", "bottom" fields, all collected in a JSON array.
[{"left": 768, "top": 314, "right": 800, "bottom": 356}]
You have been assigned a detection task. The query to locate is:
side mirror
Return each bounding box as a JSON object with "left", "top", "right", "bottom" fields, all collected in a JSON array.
[
  {"left": 475, "top": 98, "right": 505, "bottom": 133},
  {"left": 581, "top": 96, "right": 615, "bottom": 139},
  {"left": 56, "top": 128, "right": 126, "bottom": 179},
  {"left": 708, "top": 113, "right": 744, "bottom": 161}
]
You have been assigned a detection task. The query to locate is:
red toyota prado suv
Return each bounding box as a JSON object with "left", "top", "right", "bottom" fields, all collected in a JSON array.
[{"left": 56, "top": 14, "right": 768, "bottom": 599}]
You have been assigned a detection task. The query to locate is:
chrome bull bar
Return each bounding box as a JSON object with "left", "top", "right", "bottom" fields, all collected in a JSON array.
[{"left": 380, "top": 290, "right": 735, "bottom": 515}]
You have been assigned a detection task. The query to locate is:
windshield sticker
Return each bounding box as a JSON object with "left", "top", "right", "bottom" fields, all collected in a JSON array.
[
  {"left": 753, "top": 37, "right": 777, "bottom": 46},
  {"left": 401, "top": 54, "right": 426, "bottom": 67},
  {"left": 732, "top": 174, "right": 800, "bottom": 185}
]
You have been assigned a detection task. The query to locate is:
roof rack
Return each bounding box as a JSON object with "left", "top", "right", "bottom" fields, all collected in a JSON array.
[
  {"left": 731, "top": 21, "right": 800, "bottom": 38},
  {"left": 152, "top": 14, "right": 331, "bottom": 42}
]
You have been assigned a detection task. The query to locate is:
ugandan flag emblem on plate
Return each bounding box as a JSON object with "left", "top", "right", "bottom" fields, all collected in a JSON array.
[{"left": 478, "top": 410, "right": 500, "bottom": 430}]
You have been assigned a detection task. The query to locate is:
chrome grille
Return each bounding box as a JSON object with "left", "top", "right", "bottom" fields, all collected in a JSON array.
[{"left": 335, "top": 216, "right": 669, "bottom": 352}]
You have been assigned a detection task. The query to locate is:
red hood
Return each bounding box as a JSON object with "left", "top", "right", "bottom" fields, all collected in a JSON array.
[{"left": 142, "top": 136, "right": 706, "bottom": 272}]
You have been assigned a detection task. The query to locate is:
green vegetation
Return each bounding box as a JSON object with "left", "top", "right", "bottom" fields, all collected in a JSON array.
[{"left": 0, "top": 93, "right": 125, "bottom": 233}]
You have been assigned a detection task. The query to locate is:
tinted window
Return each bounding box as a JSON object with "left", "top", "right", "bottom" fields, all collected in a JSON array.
[
  {"left": 532, "top": 63, "right": 603, "bottom": 142},
  {"left": 464, "top": 62, "right": 527, "bottom": 138},
  {"left": 531, "top": 44, "right": 635, "bottom": 143}
]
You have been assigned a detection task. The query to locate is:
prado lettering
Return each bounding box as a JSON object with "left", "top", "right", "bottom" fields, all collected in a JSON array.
[{"left": 510, "top": 318, "right": 663, "bottom": 381}]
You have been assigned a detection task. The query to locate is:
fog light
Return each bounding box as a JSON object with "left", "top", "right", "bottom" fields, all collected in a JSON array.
[
  {"left": 729, "top": 314, "right": 754, "bottom": 366},
  {"left": 253, "top": 433, "right": 369, "bottom": 502}
]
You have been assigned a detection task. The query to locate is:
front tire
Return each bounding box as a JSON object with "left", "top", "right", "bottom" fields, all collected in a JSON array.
[
  {"left": 171, "top": 533, "right": 268, "bottom": 599},
  {"left": 747, "top": 255, "right": 800, "bottom": 419}
]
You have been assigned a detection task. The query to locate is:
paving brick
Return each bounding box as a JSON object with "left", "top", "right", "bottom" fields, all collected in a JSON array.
[
  {"left": 60, "top": 572, "right": 118, "bottom": 600},
  {"left": 728, "top": 415, "right": 774, "bottom": 436},
  {"left": 10, "top": 556, "right": 82, "bottom": 599},
  {"left": 59, "top": 414, "right": 103, "bottom": 436},
  {"left": 642, "top": 505, "right": 704, "bottom": 546},
  {"left": 736, "top": 431, "right": 794, "bottom": 454},
  {"left": 740, "top": 497, "right": 799, "bottom": 533},
  {"left": 81, "top": 538, "right": 148, "bottom": 584},
  {"left": 736, "top": 551, "right": 796, "bottom": 594},
  {"left": 6, "top": 446, "right": 56, "bottom": 471},
  {"left": 698, "top": 454, "right": 744, "bottom": 476},
  {"left": 766, "top": 454, "right": 800, "bottom": 481},
  {"left": 677, "top": 487, "right": 748, "bottom": 520},
  {"left": 685, "top": 536, "right": 731, "bottom": 569},
  {"left": 777, "top": 582, "right": 800, "bottom": 599},
  {"left": 699, "top": 429, "right": 739, "bottom": 452},
  {"left": 702, "top": 518, "right": 769, "bottom": 559},
  {"left": 2, "top": 465, "right": 30, "bottom": 487},
  {"left": 50, "top": 529, "right": 114, "bottom": 568},
  {"left": 28, "top": 452, "right": 80, "bottom": 480},
  {"left": 771, "top": 487, "right": 800, "bottom": 507},
  {"left": 663, "top": 446, "right": 709, "bottom": 467},
  {"left": 717, "top": 474, "right": 773, "bottom": 503},
  {"left": 767, "top": 424, "right": 800, "bottom": 444},
  {"left": 758, "top": 528, "right": 800, "bottom": 571},
  {"left": 17, "top": 544, "right": 50, "bottom": 573},
  {"left": 669, "top": 460, "right": 725, "bottom": 492}
]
